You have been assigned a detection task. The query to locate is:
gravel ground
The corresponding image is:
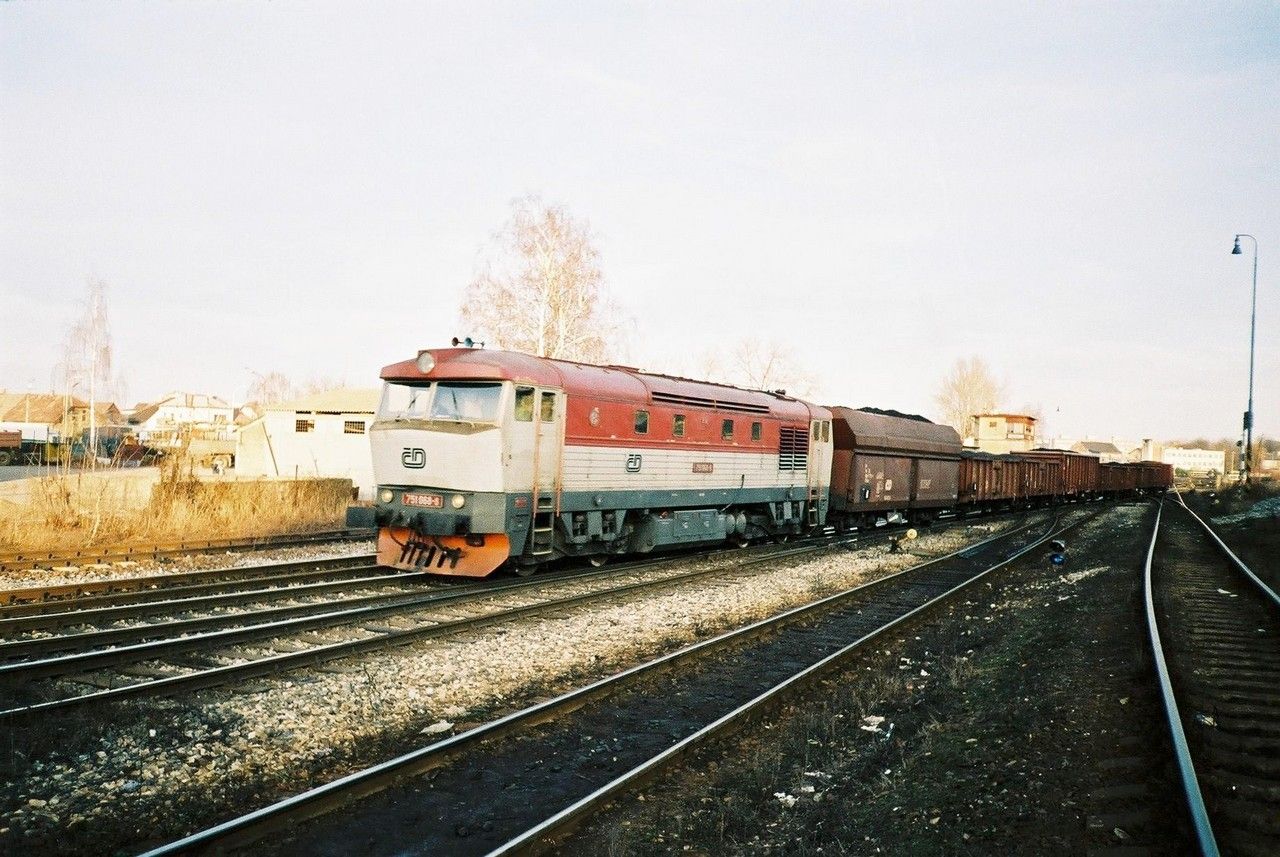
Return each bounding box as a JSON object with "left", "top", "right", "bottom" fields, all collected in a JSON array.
[
  {"left": 557, "top": 503, "right": 1193, "bottom": 856},
  {"left": 0, "top": 520, "right": 1018, "bottom": 855},
  {"left": 0, "top": 540, "right": 376, "bottom": 593}
]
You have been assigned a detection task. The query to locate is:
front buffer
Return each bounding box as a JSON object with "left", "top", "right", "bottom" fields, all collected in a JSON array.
[{"left": 377, "top": 527, "right": 512, "bottom": 577}]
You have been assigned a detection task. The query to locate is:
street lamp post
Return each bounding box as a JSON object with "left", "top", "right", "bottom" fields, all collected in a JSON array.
[{"left": 1231, "top": 234, "right": 1259, "bottom": 485}]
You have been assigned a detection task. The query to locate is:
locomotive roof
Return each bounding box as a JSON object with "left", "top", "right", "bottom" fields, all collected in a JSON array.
[
  {"left": 829, "top": 406, "right": 963, "bottom": 457},
  {"left": 382, "top": 348, "right": 826, "bottom": 421}
]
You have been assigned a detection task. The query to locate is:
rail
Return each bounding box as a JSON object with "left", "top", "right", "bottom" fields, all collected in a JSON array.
[
  {"left": 1142, "top": 499, "right": 1219, "bottom": 857},
  {"left": 140, "top": 511, "right": 1083, "bottom": 855},
  {"left": 0, "top": 528, "right": 376, "bottom": 574}
]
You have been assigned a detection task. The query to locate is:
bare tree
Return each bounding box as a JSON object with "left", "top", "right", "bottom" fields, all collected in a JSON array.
[
  {"left": 301, "top": 376, "right": 345, "bottom": 396},
  {"left": 934, "top": 356, "right": 1003, "bottom": 435},
  {"left": 56, "top": 279, "right": 122, "bottom": 460},
  {"left": 460, "top": 196, "right": 624, "bottom": 363},
  {"left": 246, "top": 371, "right": 295, "bottom": 405},
  {"left": 699, "top": 338, "right": 815, "bottom": 397}
]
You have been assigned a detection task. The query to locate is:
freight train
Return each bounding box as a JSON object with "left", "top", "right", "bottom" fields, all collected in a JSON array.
[{"left": 357, "top": 347, "right": 1170, "bottom": 576}]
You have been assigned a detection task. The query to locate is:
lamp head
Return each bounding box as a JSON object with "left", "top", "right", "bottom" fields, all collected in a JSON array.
[{"left": 1232, "top": 237, "right": 1242, "bottom": 255}]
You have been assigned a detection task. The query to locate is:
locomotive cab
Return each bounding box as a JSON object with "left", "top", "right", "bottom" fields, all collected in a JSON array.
[{"left": 371, "top": 361, "right": 564, "bottom": 576}]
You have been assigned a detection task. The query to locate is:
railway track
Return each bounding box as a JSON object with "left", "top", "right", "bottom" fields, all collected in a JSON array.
[
  {"left": 1145, "top": 496, "right": 1280, "bottom": 857},
  {"left": 0, "top": 527, "right": 376, "bottom": 575},
  {"left": 139, "top": 509, "right": 1089, "bottom": 856},
  {"left": 0, "top": 553, "right": 379, "bottom": 612},
  {"left": 1, "top": 522, "right": 929, "bottom": 718}
]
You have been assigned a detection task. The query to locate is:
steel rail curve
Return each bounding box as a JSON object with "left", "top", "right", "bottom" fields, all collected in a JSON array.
[
  {"left": 1142, "top": 499, "right": 1220, "bottom": 857},
  {"left": 1144, "top": 490, "right": 1280, "bottom": 856}
]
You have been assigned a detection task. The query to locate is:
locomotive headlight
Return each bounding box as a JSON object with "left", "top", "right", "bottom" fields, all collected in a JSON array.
[
  {"left": 451, "top": 494, "right": 466, "bottom": 509},
  {"left": 379, "top": 489, "right": 394, "bottom": 503},
  {"left": 416, "top": 352, "right": 436, "bottom": 373}
]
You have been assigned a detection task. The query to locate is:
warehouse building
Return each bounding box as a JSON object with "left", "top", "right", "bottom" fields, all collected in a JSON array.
[{"left": 235, "top": 389, "right": 380, "bottom": 498}]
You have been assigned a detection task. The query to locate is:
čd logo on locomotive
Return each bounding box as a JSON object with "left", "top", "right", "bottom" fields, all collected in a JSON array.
[{"left": 401, "top": 447, "right": 426, "bottom": 469}]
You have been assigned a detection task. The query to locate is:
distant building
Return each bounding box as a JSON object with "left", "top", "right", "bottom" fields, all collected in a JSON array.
[
  {"left": 1136, "top": 439, "right": 1161, "bottom": 462},
  {"left": 967, "top": 413, "right": 1037, "bottom": 454},
  {"left": 129, "top": 392, "right": 235, "bottom": 447},
  {"left": 235, "top": 388, "right": 380, "bottom": 499},
  {"left": 0, "top": 392, "right": 122, "bottom": 442},
  {"left": 1161, "top": 447, "right": 1226, "bottom": 474},
  {"left": 1071, "top": 440, "right": 1127, "bottom": 463}
]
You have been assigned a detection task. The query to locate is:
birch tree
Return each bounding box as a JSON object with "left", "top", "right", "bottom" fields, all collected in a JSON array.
[
  {"left": 934, "top": 356, "right": 1003, "bottom": 435},
  {"left": 246, "top": 371, "right": 295, "bottom": 405},
  {"left": 700, "top": 338, "right": 815, "bottom": 397},
  {"left": 56, "top": 279, "right": 121, "bottom": 459},
  {"left": 460, "top": 197, "right": 623, "bottom": 363}
]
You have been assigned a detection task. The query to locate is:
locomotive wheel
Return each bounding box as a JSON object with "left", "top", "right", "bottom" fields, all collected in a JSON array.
[
  {"left": 513, "top": 563, "right": 538, "bottom": 578},
  {"left": 587, "top": 555, "right": 609, "bottom": 568}
]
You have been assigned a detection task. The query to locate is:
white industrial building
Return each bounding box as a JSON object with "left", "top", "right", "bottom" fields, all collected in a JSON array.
[
  {"left": 235, "top": 389, "right": 380, "bottom": 499},
  {"left": 1161, "top": 447, "right": 1226, "bottom": 474}
]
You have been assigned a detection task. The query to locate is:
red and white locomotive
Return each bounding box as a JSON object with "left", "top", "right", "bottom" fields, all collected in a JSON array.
[
  {"left": 368, "top": 347, "right": 833, "bottom": 576},
  {"left": 363, "top": 345, "right": 1171, "bottom": 577}
]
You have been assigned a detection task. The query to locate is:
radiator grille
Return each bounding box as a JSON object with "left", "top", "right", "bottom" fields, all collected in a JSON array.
[{"left": 779, "top": 426, "right": 809, "bottom": 471}]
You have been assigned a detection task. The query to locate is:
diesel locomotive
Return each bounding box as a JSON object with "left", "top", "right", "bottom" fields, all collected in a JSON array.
[
  {"left": 366, "top": 347, "right": 832, "bottom": 576},
  {"left": 359, "top": 346, "right": 1170, "bottom": 577}
]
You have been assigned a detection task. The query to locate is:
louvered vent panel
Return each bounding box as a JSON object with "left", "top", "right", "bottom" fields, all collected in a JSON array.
[
  {"left": 778, "top": 426, "right": 809, "bottom": 471},
  {"left": 651, "top": 391, "right": 770, "bottom": 414}
]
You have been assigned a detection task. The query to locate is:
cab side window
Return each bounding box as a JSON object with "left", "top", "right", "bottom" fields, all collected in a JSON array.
[
  {"left": 635, "top": 410, "right": 649, "bottom": 434},
  {"left": 514, "top": 387, "right": 534, "bottom": 422},
  {"left": 540, "top": 392, "right": 555, "bottom": 422}
]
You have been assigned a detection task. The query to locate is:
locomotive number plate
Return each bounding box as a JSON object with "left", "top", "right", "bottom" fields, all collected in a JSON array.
[{"left": 403, "top": 492, "right": 444, "bottom": 509}]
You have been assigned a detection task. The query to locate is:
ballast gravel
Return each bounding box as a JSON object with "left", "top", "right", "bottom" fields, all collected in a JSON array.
[{"left": 0, "top": 521, "right": 1020, "bottom": 853}]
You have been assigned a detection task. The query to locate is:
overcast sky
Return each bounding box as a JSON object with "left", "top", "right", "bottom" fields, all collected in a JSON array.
[{"left": 2, "top": 2, "right": 1276, "bottom": 443}]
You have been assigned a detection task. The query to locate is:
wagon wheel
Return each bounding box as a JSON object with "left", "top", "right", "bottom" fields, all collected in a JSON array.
[
  {"left": 513, "top": 563, "right": 538, "bottom": 578},
  {"left": 0, "top": 450, "right": 11, "bottom": 466},
  {"left": 587, "top": 555, "right": 609, "bottom": 568}
]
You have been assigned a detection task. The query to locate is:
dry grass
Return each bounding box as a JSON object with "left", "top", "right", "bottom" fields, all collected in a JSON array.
[{"left": 0, "top": 457, "right": 351, "bottom": 553}]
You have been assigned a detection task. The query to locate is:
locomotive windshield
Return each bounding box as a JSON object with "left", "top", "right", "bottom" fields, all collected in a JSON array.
[
  {"left": 378, "top": 382, "right": 433, "bottom": 421},
  {"left": 429, "top": 383, "right": 503, "bottom": 422},
  {"left": 377, "top": 381, "right": 504, "bottom": 423}
]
